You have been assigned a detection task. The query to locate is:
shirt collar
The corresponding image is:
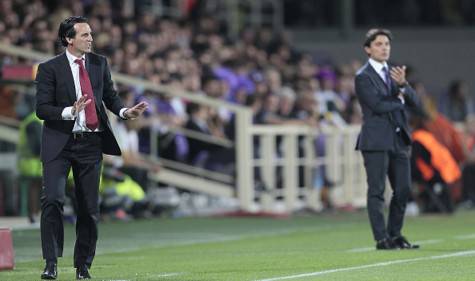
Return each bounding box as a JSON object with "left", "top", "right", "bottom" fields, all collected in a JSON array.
[
  {"left": 65, "top": 49, "right": 86, "bottom": 66},
  {"left": 368, "top": 58, "right": 388, "bottom": 73}
]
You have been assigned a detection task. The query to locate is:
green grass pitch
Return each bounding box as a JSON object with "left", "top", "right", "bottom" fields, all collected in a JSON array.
[{"left": 2, "top": 210, "right": 475, "bottom": 280}]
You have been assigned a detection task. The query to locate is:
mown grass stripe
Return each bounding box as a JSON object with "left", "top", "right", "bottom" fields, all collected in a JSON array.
[{"left": 255, "top": 249, "right": 475, "bottom": 281}]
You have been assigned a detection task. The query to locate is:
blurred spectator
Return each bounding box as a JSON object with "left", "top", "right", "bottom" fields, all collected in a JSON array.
[
  {"left": 17, "top": 111, "right": 42, "bottom": 222},
  {"left": 438, "top": 80, "right": 474, "bottom": 122},
  {"left": 415, "top": 81, "right": 467, "bottom": 164},
  {"left": 315, "top": 68, "right": 347, "bottom": 128},
  {"left": 185, "top": 103, "right": 234, "bottom": 171},
  {"left": 0, "top": 86, "right": 18, "bottom": 118},
  {"left": 99, "top": 168, "right": 148, "bottom": 219},
  {"left": 410, "top": 113, "right": 461, "bottom": 213},
  {"left": 277, "top": 87, "right": 297, "bottom": 119},
  {"left": 461, "top": 115, "right": 475, "bottom": 206},
  {"left": 112, "top": 90, "right": 161, "bottom": 191}
]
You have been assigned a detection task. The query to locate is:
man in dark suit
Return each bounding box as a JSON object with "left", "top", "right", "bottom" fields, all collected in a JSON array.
[
  {"left": 355, "top": 28, "right": 422, "bottom": 250},
  {"left": 36, "top": 16, "right": 147, "bottom": 279}
]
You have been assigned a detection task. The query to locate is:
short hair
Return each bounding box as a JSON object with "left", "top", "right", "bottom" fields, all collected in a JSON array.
[
  {"left": 363, "top": 28, "right": 392, "bottom": 47},
  {"left": 58, "top": 16, "right": 88, "bottom": 47},
  {"left": 186, "top": 102, "right": 202, "bottom": 115}
]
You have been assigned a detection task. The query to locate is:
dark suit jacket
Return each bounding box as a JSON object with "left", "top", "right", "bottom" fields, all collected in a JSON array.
[
  {"left": 355, "top": 62, "right": 421, "bottom": 151},
  {"left": 36, "top": 52, "right": 123, "bottom": 162}
]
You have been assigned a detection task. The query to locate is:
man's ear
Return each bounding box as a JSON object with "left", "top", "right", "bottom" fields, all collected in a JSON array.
[
  {"left": 66, "top": 37, "right": 73, "bottom": 46},
  {"left": 364, "top": 46, "right": 370, "bottom": 56}
]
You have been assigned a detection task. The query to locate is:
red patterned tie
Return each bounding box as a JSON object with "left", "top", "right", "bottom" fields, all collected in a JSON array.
[{"left": 74, "top": 58, "right": 98, "bottom": 130}]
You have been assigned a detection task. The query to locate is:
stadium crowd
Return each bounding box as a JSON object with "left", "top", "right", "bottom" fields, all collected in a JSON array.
[{"left": 1, "top": 0, "right": 475, "bottom": 219}]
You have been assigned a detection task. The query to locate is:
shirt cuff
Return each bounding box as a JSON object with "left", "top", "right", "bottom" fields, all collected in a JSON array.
[
  {"left": 398, "top": 84, "right": 407, "bottom": 104},
  {"left": 119, "top": 108, "right": 128, "bottom": 119},
  {"left": 62, "top": 106, "right": 76, "bottom": 120},
  {"left": 399, "top": 96, "right": 405, "bottom": 104}
]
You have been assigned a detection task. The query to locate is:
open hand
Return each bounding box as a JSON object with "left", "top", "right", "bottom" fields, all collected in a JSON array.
[
  {"left": 390, "top": 66, "right": 407, "bottom": 86},
  {"left": 72, "top": 96, "right": 91, "bottom": 116},
  {"left": 124, "top": 101, "right": 148, "bottom": 119}
]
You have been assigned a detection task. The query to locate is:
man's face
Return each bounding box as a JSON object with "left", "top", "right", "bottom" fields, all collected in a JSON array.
[
  {"left": 364, "top": 35, "right": 390, "bottom": 62},
  {"left": 67, "top": 23, "right": 93, "bottom": 55}
]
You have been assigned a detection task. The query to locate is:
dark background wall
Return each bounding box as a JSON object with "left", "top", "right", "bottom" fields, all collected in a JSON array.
[{"left": 293, "top": 28, "right": 475, "bottom": 97}]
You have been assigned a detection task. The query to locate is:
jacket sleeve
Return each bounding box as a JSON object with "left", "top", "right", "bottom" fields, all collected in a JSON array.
[
  {"left": 101, "top": 57, "right": 124, "bottom": 117},
  {"left": 35, "top": 63, "right": 65, "bottom": 120},
  {"left": 400, "top": 83, "right": 423, "bottom": 110},
  {"left": 355, "top": 73, "right": 404, "bottom": 114}
]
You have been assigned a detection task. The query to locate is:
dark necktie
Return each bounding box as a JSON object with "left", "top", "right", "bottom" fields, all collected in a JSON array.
[
  {"left": 382, "top": 66, "right": 392, "bottom": 94},
  {"left": 74, "top": 58, "right": 98, "bottom": 130}
]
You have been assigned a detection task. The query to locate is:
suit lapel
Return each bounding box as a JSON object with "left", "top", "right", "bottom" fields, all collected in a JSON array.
[
  {"left": 59, "top": 53, "right": 77, "bottom": 104},
  {"left": 365, "top": 63, "right": 391, "bottom": 95},
  {"left": 389, "top": 73, "right": 398, "bottom": 95}
]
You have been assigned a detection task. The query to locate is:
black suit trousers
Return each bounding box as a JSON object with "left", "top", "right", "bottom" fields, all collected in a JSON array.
[
  {"left": 40, "top": 133, "right": 102, "bottom": 268},
  {"left": 361, "top": 134, "right": 411, "bottom": 241}
]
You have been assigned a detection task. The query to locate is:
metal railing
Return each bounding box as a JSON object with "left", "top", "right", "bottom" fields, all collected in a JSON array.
[{"left": 250, "top": 124, "right": 367, "bottom": 212}]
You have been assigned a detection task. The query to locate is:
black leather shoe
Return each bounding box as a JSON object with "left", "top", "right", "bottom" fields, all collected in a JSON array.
[
  {"left": 392, "top": 236, "right": 420, "bottom": 249},
  {"left": 76, "top": 264, "right": 91, "bottom": 279},
  {"left": 376, "top": 238, "right": 397, "bottom": 250},
  {"left": 41, "top": 262, "right": 57, "bottom": 280}
]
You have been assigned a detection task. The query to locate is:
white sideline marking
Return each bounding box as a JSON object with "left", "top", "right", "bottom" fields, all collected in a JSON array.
[
  {"left": 16, "top": 224, "right": 357, "bottom": 263},
  {"left": 152, "top": 272, "right": 183, "bottom": 277},
  {"left": 101, "top": 272, "right": 183, "bottom": 280},
  {"left": 455, "top": 233, "right": 475, "bottom": 240},
  {"left": 254, "top": 249, "right": 475, "bottom": 281},
  {"left": 347, "top": 239, "right": 443, "bottom": 253},
  {"left": 142, "top": 272, "right": 185, "bottom": 279},
  {"left": 346, "top": 247, "right": 373, "bottom": 253}
]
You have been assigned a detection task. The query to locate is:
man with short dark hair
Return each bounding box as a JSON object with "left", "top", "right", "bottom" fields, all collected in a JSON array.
[
  {"left": 355, "top": 28, "right": 422, "bottom": 250},
  {"left": 36, "top": 16, "right": 147, "bottom": 279}
]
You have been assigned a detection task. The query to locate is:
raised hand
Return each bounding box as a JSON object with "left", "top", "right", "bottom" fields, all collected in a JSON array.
[
  {"left": 390, "top": 65, "right": 408, "bottom": 86},
  {"left": 72, "top": 95, "right": 91, "bottom": 116},
  {"left": 124, "top": 101, "right": 148, "bottom": 119}
]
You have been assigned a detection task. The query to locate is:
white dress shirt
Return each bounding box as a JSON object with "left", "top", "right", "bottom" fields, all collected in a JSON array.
[
  {"left": 61, "top": 49, "right": 127, "bottom": 132},
  {"left": 368, "top": 58, "right": 390, "bottom": 84}
]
